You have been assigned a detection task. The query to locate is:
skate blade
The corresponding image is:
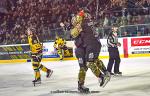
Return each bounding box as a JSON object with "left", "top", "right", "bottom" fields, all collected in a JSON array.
[
  {"left": 47, "top": 70, "right": 53, "bottom": 78},
  {"left": 78, "top": 88, "right": 89, "bottom": 93},
  {"left": 102, "top": 77, "right": 111, "bottom": 88},
  {"left": 114, "top": 74, "right": 122, "bottom": 76},
  {"left": 78, "top": 90, "right": 90, "bottom": 94},
  {"left": 33, "top": 82, "right": 41, "bottom": 87}
]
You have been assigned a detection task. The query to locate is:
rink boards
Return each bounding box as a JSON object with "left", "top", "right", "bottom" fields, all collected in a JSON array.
[{"left": 0, "top": 36, "right": 150, "bottom": 63}]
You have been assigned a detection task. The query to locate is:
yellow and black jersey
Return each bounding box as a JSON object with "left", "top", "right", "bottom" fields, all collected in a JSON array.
[
  {"left": 28, "top": 35, "right": 43, "bottom": 54},
  {"left": 54, "top": 38, "right": 66, "bottom": 49}
]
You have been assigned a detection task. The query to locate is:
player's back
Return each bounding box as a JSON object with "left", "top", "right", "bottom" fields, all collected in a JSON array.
[
  {"left": 31, "top": 43, "right": 42, "bottom": 54},
  {"left": 80, "top": 19, "right": 101, "bottom": 47}
]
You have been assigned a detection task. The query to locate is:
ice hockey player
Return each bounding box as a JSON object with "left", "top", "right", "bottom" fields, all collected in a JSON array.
[
  {"left": 71, "top": 9, "right": 111, "bottom": 93},
  {"left": 107, "top": 26, "right": 122, "bottom": 75},
  {"left": 27, "top": 27, "right": 53, "bottom": 86},
  {"left": 53, "top": 36, "right": 70, "bottom": 60}
]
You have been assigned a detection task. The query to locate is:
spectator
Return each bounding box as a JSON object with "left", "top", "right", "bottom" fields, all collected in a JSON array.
[{"left": 0, "top": 0, "right": 150, "bottom": 45}]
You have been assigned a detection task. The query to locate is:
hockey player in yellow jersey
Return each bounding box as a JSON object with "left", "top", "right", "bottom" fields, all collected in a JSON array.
[
  {"left": 27, "top": 28, "right": 53, "bottom": 85},
  {"left": 53, "top": 36, "right": 70, "bottom": 60}
]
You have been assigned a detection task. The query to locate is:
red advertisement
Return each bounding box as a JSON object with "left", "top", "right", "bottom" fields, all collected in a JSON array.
[{"left": 131, "top": 37, "right": 150, "bottom": 46}]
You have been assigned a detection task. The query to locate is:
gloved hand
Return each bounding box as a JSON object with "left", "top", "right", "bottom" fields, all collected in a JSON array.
[{"left": 117, "top": 42, "right": 121, "bottom": 47}]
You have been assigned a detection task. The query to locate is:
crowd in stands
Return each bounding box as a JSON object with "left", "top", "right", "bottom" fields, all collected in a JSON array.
[{"left": 0, "top": 0, "right": 150, "bottom": 44}]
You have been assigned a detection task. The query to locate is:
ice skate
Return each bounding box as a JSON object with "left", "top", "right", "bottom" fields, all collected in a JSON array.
[
  {"left": 78, "top": 82, "right": 89, "bottom": 93},
  {"left": 46, "top": 69, "right": 53, "bottom": 78},
  {"left": 110, "top": 72, "right": 114, "bottom": 75},
  {"left": 99, "top": 74, "right": 110, "bottom": 88},
  {"left": 60, "top": 58, "right": 63, "bottom": 61},
  {"left": 114, "top": 72, "right": 122, "bottom": 76},
  {"left": 32, "top": 78, "right": 41, "bottom": 86},
  {"left": 59, "top": 55, "right": 64, "bottom": 61}
]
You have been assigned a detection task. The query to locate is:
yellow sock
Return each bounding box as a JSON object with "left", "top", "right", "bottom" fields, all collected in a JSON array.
[
  {"left": 39, "top": 63, "right": 48, "bottom": 72},
  {"left": 35, "top": 71, "right": 41, "bottom": 80}
]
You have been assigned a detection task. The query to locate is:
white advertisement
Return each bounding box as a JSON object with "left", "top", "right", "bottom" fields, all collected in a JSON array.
[
  {"left": 128, "top": 36, "right": 150, "bottom": 55},
  {"left": 42, "top": 41, "right": 75, "bottom": 58},
  {"left": 42, "top": 42, "right": 58, "bottom": 58},
  {"left": 100, "top": 38, "right": 124, "bottom": 56},
  {"left": 41, "top": 38, "right": 124, "bottom": 59}
]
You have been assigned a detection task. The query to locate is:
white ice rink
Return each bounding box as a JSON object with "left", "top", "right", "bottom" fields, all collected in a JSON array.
[{"left": 0, "top": 57, "right": 150, "bottom": 96}]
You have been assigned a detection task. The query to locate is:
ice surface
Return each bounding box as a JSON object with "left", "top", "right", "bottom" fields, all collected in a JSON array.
[{"left": 0, "top": 57, "right": 150, "bottom": 96}]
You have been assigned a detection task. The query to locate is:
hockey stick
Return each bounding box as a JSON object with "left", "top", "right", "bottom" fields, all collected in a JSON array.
[{"left": 86, "top": 0, "right": 94, "bottom": 8}]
